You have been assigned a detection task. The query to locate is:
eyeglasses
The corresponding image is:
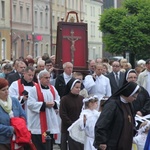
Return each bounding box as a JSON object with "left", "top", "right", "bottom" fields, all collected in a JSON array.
[
  {"left": 46, "top": 64, "right": 53, "bottom": 67},
  {"left": 128, "top": 77, "right": 137, "bottom": 79},
  {"left": 43, "top": 77, "right": 50, "bottom": 79},
  {"left": 112, "top": 65, "right": 120, "bottom": 67}
]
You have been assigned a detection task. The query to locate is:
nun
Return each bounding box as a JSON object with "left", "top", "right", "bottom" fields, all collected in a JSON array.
[
  {"left": 59, "top": 78, "right": 84, "bottom": 150},
  {"left": 94, "top": 82, "right": 140, "bottom": 150},
  {"left": 124, "top": 69, "right": 150, "bottom": 116}
]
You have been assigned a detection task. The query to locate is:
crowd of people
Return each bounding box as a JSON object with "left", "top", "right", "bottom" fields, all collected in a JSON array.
[{"left": 0, "top": 53, "right": 150, "bottom": 150}]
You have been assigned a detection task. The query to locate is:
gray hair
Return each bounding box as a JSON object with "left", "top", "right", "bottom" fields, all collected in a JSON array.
[
  {"left": 37, "top": 60, "right": 45, "bottom": 66},
  {"left": 38, "top": 70, "right": 50, "bottom": 79},
  {"left": 63, "top": 62, "right": 73, "bottom": 69}
]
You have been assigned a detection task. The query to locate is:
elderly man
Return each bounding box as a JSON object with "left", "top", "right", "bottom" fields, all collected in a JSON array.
[
  {"left": 37, "top": 60, "right": 45, "bottom": 71},
  {"left": 137, "top": 59, "right": 150, "bottom": 96},
  {"left": 88, "top": 59, "right": 96, "bottom": 74},
  {"left": 27, "top": 70, "right": 60, "bottom": 150},
  {"left": 55, "top": 62, "right": 73, "bottom": 97}
]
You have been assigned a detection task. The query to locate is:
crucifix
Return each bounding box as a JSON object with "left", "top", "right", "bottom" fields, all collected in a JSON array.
[{"left": 63, "top": 29, "right": 81, "bottom": 64}]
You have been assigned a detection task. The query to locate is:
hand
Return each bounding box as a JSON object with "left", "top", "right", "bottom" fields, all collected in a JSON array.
[
  {"left": 137, "top": 111, "right": 143, "bottom": 116},
  {"left": 92, "top": 73, "right": 96, "bottom": 81},
  {"left": 99, "top": 144, "right": 107, "bottom": 150},
  {"left": 23, "top": 95, "right": 28, "bottom": 101},
  {"left": 12, "top": 127, "right": 15, "bottom": 133},
  {"left": 49, "top": 67, "right": 54, "bottom": 73},
  {"left": 46, "top": 102, "right": 55, "bottom": 108}
]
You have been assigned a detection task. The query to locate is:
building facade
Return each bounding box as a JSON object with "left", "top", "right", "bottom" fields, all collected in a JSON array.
[
  {"left": 33, "top": 0, "right": 51, "bottom": 58},
  {"left": 84, "top": 0, "right": 103, "bottom": 60},
  {"left": 0, "top": 0, "right": 104, "bottom": 60},
  {"left": 10, "top": 0, "right": 33, "bottom": 59},
  {"left": 0, "top": 0, "right": 11, "bottom": 60},
  {"left": 103, "top": 0, "right": 123, "bottom": 9}
]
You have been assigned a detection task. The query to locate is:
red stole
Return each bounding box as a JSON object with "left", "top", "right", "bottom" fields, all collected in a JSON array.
[
  {"left": 18, "top": 79, "right": 36, "bottom": 109},
  {"left": 18, "top": 79, "right": 24, "bottom": 97},
  {"left": 35, "top": 84, "right": 55, "bottom": 143}
]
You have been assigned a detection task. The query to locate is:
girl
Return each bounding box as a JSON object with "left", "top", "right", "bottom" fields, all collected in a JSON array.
[
  {"left": 133, "top": 121, "right": 150, "bottom": 150},
  {"left": 79, "top": 95, "right": 100, "bottom": 150}
]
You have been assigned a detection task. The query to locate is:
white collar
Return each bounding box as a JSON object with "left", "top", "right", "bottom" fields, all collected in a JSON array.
[
  {"left": 63, "top": 72, "right": 72, "bottom": 79},
  {"left": 120, "top": 96, "right": 128, "bottom": 103}
]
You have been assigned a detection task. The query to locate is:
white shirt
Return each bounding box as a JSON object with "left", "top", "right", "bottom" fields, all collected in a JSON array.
[
  {"left": 146, "top": 72, "right": 150, "bottom": 96},
  {"left": 63, "top": 72, "right": 72, "bottom": 84},
  {"left": 84, "top": 74, "right": 111, "bottom": 98}
]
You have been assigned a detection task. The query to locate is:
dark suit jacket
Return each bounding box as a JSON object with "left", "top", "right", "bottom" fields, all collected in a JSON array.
[
  {"left": 55, "top": 74, "right": 66, "bottom": 98},
  {"left": 5, "top": 70, "right": 16, "bottom": 79},
  {"left": 106, "top": 72, "right": 125, "bottom": 94},
  {"left": 7, "top": 72, "right": 21, "bottom": 86}
]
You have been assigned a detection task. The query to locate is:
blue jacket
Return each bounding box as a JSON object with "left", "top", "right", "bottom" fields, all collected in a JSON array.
[{"left": 0, "top": 97, "right": 26, "bottom": 144}]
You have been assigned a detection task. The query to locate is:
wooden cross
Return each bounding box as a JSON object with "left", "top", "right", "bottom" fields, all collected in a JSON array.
[{"left": 63, "top": 29, "right": 81, "bottom": 64}]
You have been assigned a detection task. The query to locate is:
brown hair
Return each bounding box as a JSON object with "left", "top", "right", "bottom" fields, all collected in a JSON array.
[{"left": 0, "top": 78, "right": 9, "bottom": 89}]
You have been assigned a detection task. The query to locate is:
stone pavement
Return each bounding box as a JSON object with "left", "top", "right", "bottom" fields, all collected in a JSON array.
[{"left": 53, "top": 144, "right": 60, "bottom": 150}]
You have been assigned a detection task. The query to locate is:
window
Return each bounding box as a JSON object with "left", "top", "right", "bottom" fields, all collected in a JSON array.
[
  {"left": 61, "top": 0, "right": 65, "bottom": 6},
  {"left": 40, "top": 12, "right": 43, "bottom": 27},
  {"left": 21, "top": 39, "right": 24, "bottom": 56},
  {"left": 13, "top": 5, "right": 16, "bottom": 21},
  {"left": 93, "top": 22, "right": 95, "bottom": 37},
  {"left": 84, "top": 5, "right": 87, "bottom": 14},
  {"left": 52, "top": 15, "right": 55, "bottom": 29},
  {"left": 57, "top": 16, "right": 60, "bottom": 23},
  {"left": 26, "top": 7, "right": 29, "bottom": 22},
  {"left": 1, "top": 39, "right": 6, "bottom": 59},
  {"left": 90, "top": 23, "right": 92, "bottom": 37},
  {"left": 20, "top": 6, "right": 23, "bottom": 22},
  {"left": 34, "top": 11, "right": 37, "bottom": 27},
  {"left": 45, "top": 12, "right": 48, "bottom": 28},
  {"left": 72, "top": 0, "right": 74, "bottom": 9},
  {"left": 41, "top": 44, "right": 43, "bottom": 55},
  {"left": 1, "top": 1, "right": 5, "bottom": 18},
  {"left": 91, "top": 21, "right": 95, "bottom": 37},
  {"left": 34, "top": 43, "right": 38, "bottom": 57},
  {"left": 45, "top": 44, "right": 48, "bottom": 53},
  {"left": 93, "top": 7, "right": 95, "bottom": 17},
  {"left": 76, "top": 0, "right": 78, "bottom": 10},
  {"left": 14, "top": 42, "right": 17, "bottom": 59},
  {"left": 90, "top": 6, "right": 92, "bottom": 16},
  {"left": 68, "top": 1, "right": 70, "bottom": 8}
]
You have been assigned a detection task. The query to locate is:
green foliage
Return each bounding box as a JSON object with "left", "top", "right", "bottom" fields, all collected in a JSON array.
[{"left": 100, "top": 0, "right": 150, "bottom": 60}]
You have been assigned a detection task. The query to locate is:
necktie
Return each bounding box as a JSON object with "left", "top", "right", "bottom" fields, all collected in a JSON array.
[{"left": 115, "top": 72, "right": 119, "bottom": 86}]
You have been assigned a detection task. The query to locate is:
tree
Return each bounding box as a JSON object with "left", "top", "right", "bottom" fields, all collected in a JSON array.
[{"left": 100, "top": 0, "right": 150, "bottom": 60}]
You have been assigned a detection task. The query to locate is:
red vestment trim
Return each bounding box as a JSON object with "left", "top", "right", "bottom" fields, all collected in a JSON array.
[
  {"left": 18, "top": 79, "right": 24, "bottom": 96},
  {"left": 35, "top": 84, "right": 55, "bottom": 143}
]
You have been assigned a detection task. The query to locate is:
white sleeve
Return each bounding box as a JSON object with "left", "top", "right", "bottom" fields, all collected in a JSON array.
[
  {"left": 52, "top": 86, "right": 60, "bottom": 108},
  {"left": 9, "top": 81, "right": 19, "bottom": 100},
  {"left": 106, "top": 78, "right": 112, "bottom": 97},
  {"left": 83, "top": 75, "right": 95, "bottom": 92},
  {"left": 27, "top": 86, "right": 43, "bottom": 113}
]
